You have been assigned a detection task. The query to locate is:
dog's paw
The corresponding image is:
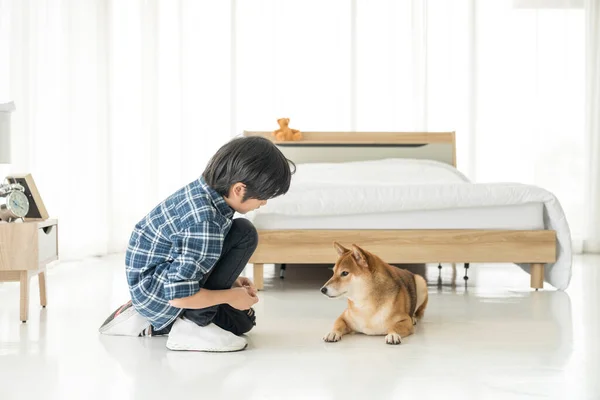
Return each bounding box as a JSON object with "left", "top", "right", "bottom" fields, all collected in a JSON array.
[
  {"left": 385, "top": 333, "right": 402, "bottom": 345},
  {"left": 412, "top": 316, "right": 417, "bottom": 326},
  {"left": 323, "top": 331, "right": 342, "bottom": 342}
]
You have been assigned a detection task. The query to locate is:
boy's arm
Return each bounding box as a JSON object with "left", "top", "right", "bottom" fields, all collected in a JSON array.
[
  {"left": 168, "top": 287, "right": 231, "bottom": 309},
  {"left": 170, "top": 286, "right": 258, "bottom": 310},
  {"left": 163, "top": 221, "right": 224, "bottom": 302}
]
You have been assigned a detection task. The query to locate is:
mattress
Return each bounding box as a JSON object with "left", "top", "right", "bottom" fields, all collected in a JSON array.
[
  {"left": 253, "top": 158, "right": 470, "bottom": 217},
  {"left": 251, "top": 203, "right": 545, "bottom": 230}
]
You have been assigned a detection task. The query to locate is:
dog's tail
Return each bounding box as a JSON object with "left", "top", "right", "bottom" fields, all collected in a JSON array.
[{"left": 414, "top": 292, "right": 428, "bottom": 321}]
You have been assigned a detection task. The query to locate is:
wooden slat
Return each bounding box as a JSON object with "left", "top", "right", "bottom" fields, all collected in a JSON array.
[
  {"left": 244, "top": 131, "right": 456, "bottom": 145},
  {"left": 0, "top": 270, "right": 21, "bottom": 281},
  {"left": 249, "top": 230, "right": 556, "bottom": 264},
  {"left": 451, "top": 131, "right": 457, "bottom": 167},
  {"left": 0, "top": 268, "right": 45, "bottom": 282}
]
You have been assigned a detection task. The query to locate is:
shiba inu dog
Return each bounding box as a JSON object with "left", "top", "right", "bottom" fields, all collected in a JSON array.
[{"left": 321, "top": 242, "right": 428, "bottom": 345}]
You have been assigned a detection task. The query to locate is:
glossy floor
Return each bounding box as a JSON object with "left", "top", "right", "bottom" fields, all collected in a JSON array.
[{"left": 0, "top": 255, "right": 599, "bottom": 400}]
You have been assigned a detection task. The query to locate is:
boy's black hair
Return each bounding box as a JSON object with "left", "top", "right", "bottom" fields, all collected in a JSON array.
[{"left": 203, "top": 136, "right": 296, "bottom": 201}]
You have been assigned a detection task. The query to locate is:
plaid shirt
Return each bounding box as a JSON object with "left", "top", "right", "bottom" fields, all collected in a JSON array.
[{"left": 125, "top": 177, "right": 234, "bottom": 330}]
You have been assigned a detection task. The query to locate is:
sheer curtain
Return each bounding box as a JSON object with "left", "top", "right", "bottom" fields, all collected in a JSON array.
[
  {"left": 585, "top": 0, "right": 600, "bottom": 252},
  {"left": 0, "top": 1, "right": 234, "bottom": 259},
  {"left": 0, "top": 0, "right": 593, "bottom": 260},
  {"left": 474, "top": 1, "right": 586, "bottom": 251}
]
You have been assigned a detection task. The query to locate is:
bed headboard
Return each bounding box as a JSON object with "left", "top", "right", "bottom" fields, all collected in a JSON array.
[{"left": 243, "top": 131, "right": 457, "bottom": 167}]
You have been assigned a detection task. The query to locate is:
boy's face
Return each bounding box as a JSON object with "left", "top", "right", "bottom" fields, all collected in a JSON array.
[{"left": 224, "top": 183, "right": 267, "bottom": 214}]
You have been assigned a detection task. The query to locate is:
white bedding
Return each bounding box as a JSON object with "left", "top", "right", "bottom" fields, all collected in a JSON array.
[
  {"left": 247, "top": 158, "right": 572, "bottom": 290},
  {"left": 252, "top": 203, "right": 545, "bottom": 230}
]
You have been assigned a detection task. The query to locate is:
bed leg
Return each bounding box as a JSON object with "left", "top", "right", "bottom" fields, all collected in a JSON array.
[
  {"left": 280, "top": 264, "right": 286, "bottom": 279},
  {"left": 254, "top": 263, "right": 264, "bottom": 291},
  {"left": 463, "top": 263, "right": 470, "bottom": 281},
  {"left": 530, "top": 263, "right": 544, "bottom": 290}
]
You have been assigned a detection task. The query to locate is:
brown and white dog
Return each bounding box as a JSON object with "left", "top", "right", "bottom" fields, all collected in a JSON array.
[{"left": 321, "top": 242, "right": 428, "bottom": 345}]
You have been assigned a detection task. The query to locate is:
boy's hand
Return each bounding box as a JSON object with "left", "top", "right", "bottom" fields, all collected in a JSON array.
[
  {"left": 227, "top": 287, "right": 259, "bottom": 310},
  {"left": 234, "top": 277, "right": 256, "bottom": 292},
  {"left": 244, "top": 285, "right": 257, "bottom": 298}
]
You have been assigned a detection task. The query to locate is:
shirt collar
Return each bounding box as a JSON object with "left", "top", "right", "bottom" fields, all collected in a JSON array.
[{"left": 198, "top": 177, "right": 235, "bottom": 219}]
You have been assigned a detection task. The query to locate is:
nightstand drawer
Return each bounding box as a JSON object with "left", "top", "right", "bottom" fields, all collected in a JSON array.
[
  {"left": 0, "top": 219, "right": 58, "bottom": 271},
  {"left": 38, "top": 225, "right": 58, "bottom": 263}
]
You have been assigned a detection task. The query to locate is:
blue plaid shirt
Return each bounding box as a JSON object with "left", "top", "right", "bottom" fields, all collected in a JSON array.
[{"left": 125, "top": 177, "right": 234, "bottom": 330}]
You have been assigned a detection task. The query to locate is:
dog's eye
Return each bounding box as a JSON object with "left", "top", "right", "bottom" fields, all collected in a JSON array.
[{"left": 341, "top": 271, "right": 349, "bottom": 277}]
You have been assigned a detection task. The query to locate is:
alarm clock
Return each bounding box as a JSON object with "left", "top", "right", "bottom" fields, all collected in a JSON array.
[{"left": 0, "top": 183, "right": 30, "bottom": 222}]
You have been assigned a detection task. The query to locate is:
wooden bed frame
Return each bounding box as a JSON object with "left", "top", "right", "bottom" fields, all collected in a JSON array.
[{"left": 243, "top": 131, "right": 556, "bottom": 291}]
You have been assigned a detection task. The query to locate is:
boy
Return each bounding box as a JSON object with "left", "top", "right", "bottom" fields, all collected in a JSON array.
[{"left": 99, "top": 136, "right": 295, "bottom": 352}]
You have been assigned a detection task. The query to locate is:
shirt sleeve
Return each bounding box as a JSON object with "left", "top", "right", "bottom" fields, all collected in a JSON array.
[{"left": 163, "top": 221, "right": 224, "bottom": 301}]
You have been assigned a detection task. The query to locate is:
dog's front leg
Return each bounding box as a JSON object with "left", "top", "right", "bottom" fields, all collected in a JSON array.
[
  {"left": 323, "top": 315, "right": 351, "bottom": 343},
  {"left": 385, "top": 316, "right": 414, "bottom": 345}
]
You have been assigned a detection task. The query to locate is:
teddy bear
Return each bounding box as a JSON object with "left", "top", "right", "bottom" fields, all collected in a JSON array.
[{"left": 272, "top": 118, "right": 302, "bottom": 141}]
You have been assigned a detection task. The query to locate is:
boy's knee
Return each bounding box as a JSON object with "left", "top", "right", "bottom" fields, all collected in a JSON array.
[{"left": 230, "top": 218, "right": 258, "bottom": 249}]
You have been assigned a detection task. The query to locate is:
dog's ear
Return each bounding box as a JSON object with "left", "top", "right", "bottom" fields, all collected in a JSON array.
[
  {"left": 333, "top": 242, "right": 349, "bottom": 256},
  {"left": 351, "top": 245, "right": 369, "bottom": 268}
]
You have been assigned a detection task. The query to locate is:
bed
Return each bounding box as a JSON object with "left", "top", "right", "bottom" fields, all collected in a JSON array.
[{"left": 242, "top": 131, "right": 572, "bottom": 291}]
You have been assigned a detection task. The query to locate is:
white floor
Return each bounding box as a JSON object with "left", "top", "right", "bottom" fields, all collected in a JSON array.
[{"left": 0, "top": 256, "right": 599, "bottom": 400}]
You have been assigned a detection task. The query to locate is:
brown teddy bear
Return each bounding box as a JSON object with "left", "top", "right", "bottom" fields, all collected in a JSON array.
[{"left": 272, "top": 118, "right": 302, "bottom": 141}]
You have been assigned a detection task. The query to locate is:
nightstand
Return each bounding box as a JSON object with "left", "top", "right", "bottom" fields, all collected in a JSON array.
[{"left": 0, "top": 219, "right": 59, "bottom": 322}]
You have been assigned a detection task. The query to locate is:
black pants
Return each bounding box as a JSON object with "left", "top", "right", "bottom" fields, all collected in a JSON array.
[{"left": 158, "top": 218, "right": 258, "bottom": 336}]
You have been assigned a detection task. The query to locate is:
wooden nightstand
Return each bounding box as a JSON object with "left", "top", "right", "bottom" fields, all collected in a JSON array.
[{"left": 0, "top": 219, "right": 59, "bottom": 322}]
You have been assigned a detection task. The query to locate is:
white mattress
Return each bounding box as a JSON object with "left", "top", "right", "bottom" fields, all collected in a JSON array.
[
  {"left": 252, "top": 203, "right": 544, "bottom": 230},
  {"left": 254, "top": 158, "right": 471, "bottom": 217}
]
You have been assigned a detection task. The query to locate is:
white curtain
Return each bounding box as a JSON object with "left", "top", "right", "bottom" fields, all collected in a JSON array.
[
  {"left": 0, "top": 0, "right": 593, "bottom": 260},
  {"left": 0, "top": 0, "right": 234, "bottom": 259},
  {"left": 585, "top": 0, "right": 600, "bottom": 252}
]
